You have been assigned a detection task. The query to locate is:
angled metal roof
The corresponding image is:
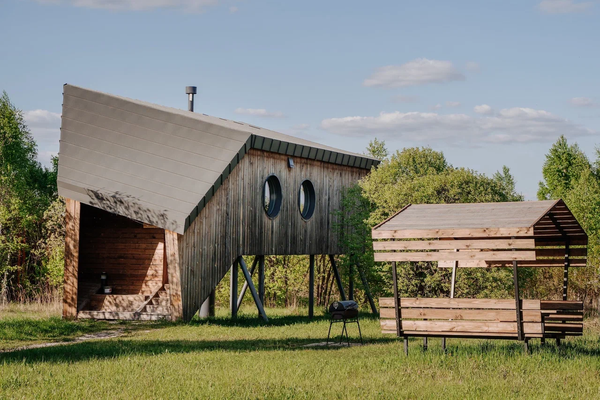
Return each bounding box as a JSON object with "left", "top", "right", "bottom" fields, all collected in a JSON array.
[
  {"left": 373, "top": 200, "right": 587, "bottom": 242},
  {"left": 57, "top": 85, "right": 378, "bottom": 234}
]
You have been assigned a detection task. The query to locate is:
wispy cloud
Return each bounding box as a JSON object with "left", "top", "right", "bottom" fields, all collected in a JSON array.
[
  {"left": 234, "top": 108, "right": 284, "bottom": 118},
  {"left": 229, "top": 6, "right": 238, "bottom": 13},
  {"left": 538, "top": 0, "right": 594, "bottom": 14},
  {"left": 465, "top": 62, "right": 481, "bottom": 72},
  {"left": 23, "top": 109, "right": 61, "bottom": 167},
  {"left": 474, "top": 104, "right": 493, "bottom": 115},
  {"left": 569, "top": 97, "right": 598, "bottom": 107},
  {"left": 321, "top": 107, "right": 593, "bottom": 145},
  {"left": 34, "top": 0, "right": 220, "bottom": 12},
  {"left": 363, "top": 58, "right": 465, "bottom": 88}
]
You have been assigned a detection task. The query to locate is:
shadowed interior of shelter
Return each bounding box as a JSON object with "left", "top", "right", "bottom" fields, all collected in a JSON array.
[{"left": 76, "top": 204, "right": 170, "bottom": 318}]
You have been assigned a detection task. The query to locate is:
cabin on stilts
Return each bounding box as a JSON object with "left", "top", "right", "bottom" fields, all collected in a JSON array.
[
  {"left": 58, "top": 85, "right": 379, "bottom": 321},
  {"left": 373, "top": 200, "right": 588, "bottom": 353}
]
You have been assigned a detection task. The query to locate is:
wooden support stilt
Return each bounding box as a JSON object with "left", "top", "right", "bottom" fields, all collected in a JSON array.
[
  {"left": 230, "top": 260, "right": 238, "bottom": 319},
  {"left": 329, "top": 255, "right": 347, "bottom": 301},
  {"left": 309, "top": 255, "right": 315, "bottom": 319},
  {"left": 236, "top": 257, "right": 259, "bottom": 311},
  {"left": 258, "top": 256, "right": 265, "bottom": 316},
  {"left": 238, "top": 256, "right": 268, "bottom": 322},
  {"left": 357, "top": 263, "right": 377, "bottom": 314},
  {"left": 349, "top": 264, "right": 354, "bottom": 301},
  {"left": 513, "top": 259, "right": 523, "bottom": 342},
  {"left": 443, "top": 256, "right": 458, "bottom": 351}
]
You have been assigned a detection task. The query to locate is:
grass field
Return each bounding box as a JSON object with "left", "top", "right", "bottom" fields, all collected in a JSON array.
[{"left": 1, "top": 305, "right": 600, "bottom": 399}]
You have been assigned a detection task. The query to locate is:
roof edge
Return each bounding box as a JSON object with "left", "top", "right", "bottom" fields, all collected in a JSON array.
[
  {"left": 372, "top": 204, "right": 412, "bottom": 231},
  {"left": 184, "top": 135, "right": 379, "bottom": 232}
]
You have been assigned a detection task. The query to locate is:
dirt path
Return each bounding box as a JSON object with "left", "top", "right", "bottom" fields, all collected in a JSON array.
[{"left": 1, "top": 329, "right": 125, "bottom": 353}]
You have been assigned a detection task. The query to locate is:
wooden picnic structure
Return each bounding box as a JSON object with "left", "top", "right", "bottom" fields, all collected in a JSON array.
[
  {"left": 58, "top": 85, "right": 378, "bottom": 322},
  {"left": 374, "top": 200, "right": 588, "bottom": 353}
]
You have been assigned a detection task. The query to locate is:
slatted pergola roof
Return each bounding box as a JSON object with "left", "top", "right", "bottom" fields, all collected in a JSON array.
[{"left": 372, "top": 200, "right": 588, "bottom": 268}]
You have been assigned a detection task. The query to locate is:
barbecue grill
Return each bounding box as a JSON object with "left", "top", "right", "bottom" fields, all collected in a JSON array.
[{"left": 326, "top": 300, "right": 363, "bottom": 345}]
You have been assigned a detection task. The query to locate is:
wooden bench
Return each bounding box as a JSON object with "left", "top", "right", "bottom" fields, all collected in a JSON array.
[
  {"left": 380, "top": 297, "right": 543, "bottom": 354},
  {"left": 541, "top": 300, "right": 584, "bottom": 344}
]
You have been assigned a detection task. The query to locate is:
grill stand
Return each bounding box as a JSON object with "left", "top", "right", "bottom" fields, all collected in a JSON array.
[{"left": 326, "top": 316, "right": 363, "bottom": 346}]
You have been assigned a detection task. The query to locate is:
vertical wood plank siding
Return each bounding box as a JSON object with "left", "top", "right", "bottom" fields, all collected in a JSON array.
[
  {"left": 178, "top": 149, "right": 368, "bottom": 320},
  {"left": 63, "top": 199, "right": 80, "bottom": 319}
]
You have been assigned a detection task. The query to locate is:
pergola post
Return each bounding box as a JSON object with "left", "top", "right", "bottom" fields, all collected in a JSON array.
[
  {"left": 563, "top": 241, "right": 570, "bottom": 301},
  {"left": 443, "top": 258, "right": 458, "bottom": 352},
  {"left": 309, "top": 255, "right": 315, "bottom": 319}
]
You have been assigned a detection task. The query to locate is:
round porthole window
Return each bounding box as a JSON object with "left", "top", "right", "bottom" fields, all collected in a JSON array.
[
  {"left": 298, "top": 180, "right": 316, "bottom": 220},
  {"left": 263, "top": 175, "right": 282, "bottom": 218}
]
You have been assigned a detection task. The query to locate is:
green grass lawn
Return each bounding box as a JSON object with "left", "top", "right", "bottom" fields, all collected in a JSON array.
[{"left": 1, "top": 306, "right": 600, "bottom": 399}]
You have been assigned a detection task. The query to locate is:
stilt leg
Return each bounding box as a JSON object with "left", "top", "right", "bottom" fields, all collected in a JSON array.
[
  {"left": 356, "top": 319, "right": 363, "bottom": 345},
  {"left": 442, "top": 338, "right": 446, "bottom": 352},
  {"left": 423, "top": 337, "right": 428, "bottom": 351},
  {"left": 404, "top": 336, "right": 408, "bottom": 355}
]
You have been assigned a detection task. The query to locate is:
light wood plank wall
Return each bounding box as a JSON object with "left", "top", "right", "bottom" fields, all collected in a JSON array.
[{"left": 178, "top": 149, "right": 368, "bottom": 320}]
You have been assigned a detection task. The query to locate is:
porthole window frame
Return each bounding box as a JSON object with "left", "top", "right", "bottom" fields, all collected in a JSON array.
[
  {"left": 298, "top": 179, "right": 316, "bottom": 221},
  {"left": 263, "top": 174, "right": 282, "bottom": 219}
]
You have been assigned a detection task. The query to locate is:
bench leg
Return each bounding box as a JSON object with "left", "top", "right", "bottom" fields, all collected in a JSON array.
[
  {"left": 442, "top": 338, "right": 446, "bottom": 352},
  {"left": 524, "top": 339, "right": 529, "bottom": 354},
  {"left": 423, "top": 337, "right": 428, "bottom": 351},
  {"left": 404, "top": 336, "right": 408, "bottom": 356},
  {"left": 556, "top": 337, "right": 561, "bottom": 347},
  {"left": 541, "top": 337, "right": 545, "bottom": 345}
]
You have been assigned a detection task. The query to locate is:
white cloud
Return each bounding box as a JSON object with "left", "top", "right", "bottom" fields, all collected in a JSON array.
[
  {"left": 446, "top": 101, "right": 461, "bottom": 108},
  {"left": 392, "top": 95, "right": 419, "bottom": 103},
  {"left": 234, "top": 108, "right": 284, "bottom": 118},
  {"left": 569, "top": 97, "right": 597, "bottom": 107},
  {"left": 430, "top": 104, "right": 443, "bottom": 111},
  {"left": 23, "top": 109, "right": 61, "bottom": 167},
  {"left": 538, "top": 0, "right": 593, "bottom": 14},
  {"left": 229, "top": 6, "right": 238, "bottom": 13},
  {"left": 320, "top": 107, "right": 594, "bottom": 145},
  {"left": 474, "top": 104, "right": 493, "bottom": 115},
  {"left": 363, "top": 58, "right": 465, "bottom": 88},
  {"left": 34, "top": 0, "right": 219, "bottom": 12},
  {"left": 465, "top": 62, "right": 481, "bottom": 72}
]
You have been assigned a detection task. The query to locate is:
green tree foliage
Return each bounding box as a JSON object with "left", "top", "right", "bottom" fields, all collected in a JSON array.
[
  {"left": 536, "top": 136, "right": 600, "bottom": 306},
  {"left": 335, "top": 141, "right": 526, "bottom": 306},
  {"left": 0, "top": 92, "right": 62, "bottom": 302}
]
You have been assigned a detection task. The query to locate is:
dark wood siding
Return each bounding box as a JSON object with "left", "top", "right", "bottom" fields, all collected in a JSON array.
[
  {"left": 78, "top": 204, "right": 165, "bottom": 306},
  {"left": 178, "top": 149, "right": 368, "bottom": 320}
]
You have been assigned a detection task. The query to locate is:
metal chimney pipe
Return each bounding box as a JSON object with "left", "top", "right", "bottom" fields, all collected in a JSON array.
[{"left": 185, "top": 86, "right": 197, "bottom": 112}]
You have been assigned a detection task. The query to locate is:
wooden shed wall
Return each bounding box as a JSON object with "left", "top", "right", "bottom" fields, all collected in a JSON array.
[
  {"left": 78, "top": 204, "right": 165, "bottom": 304},
  {"left": 178, "top": 149, "right": 368, "bottom": 320}
]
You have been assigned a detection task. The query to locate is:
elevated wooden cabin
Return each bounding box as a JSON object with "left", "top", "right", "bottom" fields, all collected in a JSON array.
[{"left": 59, "top": 85, "right": 378, "bottom": 321}]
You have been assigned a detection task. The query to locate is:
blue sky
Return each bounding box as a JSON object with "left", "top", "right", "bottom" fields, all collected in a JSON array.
[{"left": 1, "top": 0, "right": 599, "bottom": 199}]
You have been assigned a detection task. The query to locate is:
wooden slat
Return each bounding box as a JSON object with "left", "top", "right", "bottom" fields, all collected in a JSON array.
[
  {"left": 543, "top": 313, "right": 583, "bottom": 321},
  {"left": 379, "top": 297, "right": 540, "bottom": 310},
  {"left": 543, "top": 323, "right": 583, "bottom": 333},
  {"left": 374, "top": 250, "right": 536, "bottom": 262},
  {"left": 380, "top": 307, "right": 541, "bottom": 322},
  {"left": 372, "top": 227, "right": 534, "bottom": 239},
  {"left": 382, "top": 330, "right": 543, "bottom": 338},
  {"left": 438, "top": 259, "right": 587, "bottom": 268},
  {"left": 536, "top": 248, "right": 587, "bottom": 258},
  {"left": 373, "top": 239, "right": 535, "bottom": 251},
  {"left": 381, "top": 319, "right": 542, "bottom": 334},
  {"left": 541, "top": 300, "right": 584, "bottom": 310},
  {"left": 63, "top": 199, "right": 80, "bottom": 319}
]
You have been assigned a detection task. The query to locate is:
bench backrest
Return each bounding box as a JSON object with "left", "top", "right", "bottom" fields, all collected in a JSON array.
[
  {"left": 380, "top": 297, "right": 543, "bottom": 338},
  {"left": 541, "top": 300, "right": 584, "bottom": 337}
]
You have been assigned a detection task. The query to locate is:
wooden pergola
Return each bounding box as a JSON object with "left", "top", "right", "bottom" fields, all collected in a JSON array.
[{"left": 373, "top": 200, "right": 588, "bottom": 351}]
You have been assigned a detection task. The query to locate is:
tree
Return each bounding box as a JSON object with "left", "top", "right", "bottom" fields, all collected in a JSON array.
[
  {"left": 365, "top": 138, "right": 388, "bottom": 160},
  {"left": 537, "top": 135, "right": 590, "bottom": 201},
  {"left": 0, "top": 91, "right": 60, "bottom": 301}
]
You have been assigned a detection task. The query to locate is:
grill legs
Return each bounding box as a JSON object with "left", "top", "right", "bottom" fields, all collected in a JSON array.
[{"left": 326, "top": 318, "right": 363, "bottom": 346}]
